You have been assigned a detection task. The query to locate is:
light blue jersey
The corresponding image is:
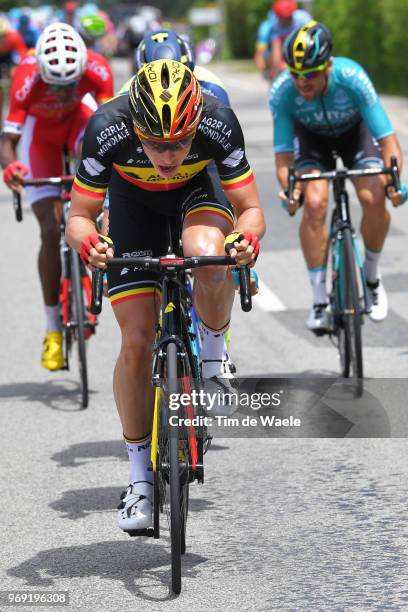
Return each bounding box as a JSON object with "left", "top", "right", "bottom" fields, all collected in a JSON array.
[
  {"left": 270, "top": 57, "right": 394, "bottom": 153},
  {"left": 256, "top": 9, "right": 312, "bottom": 52}
]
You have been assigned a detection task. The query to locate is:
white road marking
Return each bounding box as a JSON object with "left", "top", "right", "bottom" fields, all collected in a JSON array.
[{"left": 254, "top": 279, "right": 287, "bottom": 312}]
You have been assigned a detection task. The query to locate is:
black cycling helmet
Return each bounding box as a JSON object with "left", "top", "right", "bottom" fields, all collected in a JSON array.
[
  {"left": 134, "top": 29, "right": 195, "bottom": 72},
  {"left": 283, "top": 20, "right": 332, "bottom": 71}
]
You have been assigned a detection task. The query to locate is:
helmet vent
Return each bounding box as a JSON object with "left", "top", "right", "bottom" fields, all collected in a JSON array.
[
  {"left": 177, "top": 115, "right": 187, "bottom": 134},
  {"left": 162, "top": 104, "right": 171, "bottom": 133},
  {"left": 161, "top": 62, "right": 170, "bottom": 89},
  {"left": 179, "top": 72, "right": 191, "bottom": 99},
  {"left": 138, "top": 73, "right": 152, "bottom": 97},
  {"left": 178, "top": 90, "right": 192, "bottom": 115}
]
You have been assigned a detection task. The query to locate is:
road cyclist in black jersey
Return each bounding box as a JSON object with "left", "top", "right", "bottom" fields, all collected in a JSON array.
[{"left": 66, "top": 59, "right": 265, "bottom": 533}]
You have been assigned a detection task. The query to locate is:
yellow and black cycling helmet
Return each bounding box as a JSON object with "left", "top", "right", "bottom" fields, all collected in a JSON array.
[
  {"left": 129, "top": 59, "right": 203, "bottom": 140},
  {"left": 283, "top": 21, "right": 332, "bottom": 71}
]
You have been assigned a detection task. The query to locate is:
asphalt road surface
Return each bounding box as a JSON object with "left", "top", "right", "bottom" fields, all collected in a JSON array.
[{"left": 1, "top": 59, "right": 408, "bottom": 610}]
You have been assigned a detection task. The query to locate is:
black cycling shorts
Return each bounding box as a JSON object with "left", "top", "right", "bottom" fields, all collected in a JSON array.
[
  {"left": 106, "top": 167, "right": 234, "bottom": 307},
  {"left": 294, "top": 120, "right": 383, "bottom": 171}
]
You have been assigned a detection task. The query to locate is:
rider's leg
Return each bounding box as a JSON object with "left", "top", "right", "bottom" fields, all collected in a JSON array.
[
  {"left": 182, "top": 211, "right": 235, "bottom": 376},
  {"left": 354, "top": 174, "right": 390, "bottom": 282},
  {"left": 300, "top": 176, "right": 330, "bottom": 303},
  {"left": 32, "top": 197, "right": 63, "bottom": 311},
  {"left": 111, "top": 298, "right": 157, "bottom": 440},
  {"left": 354, "top": 174, "right": 390, "bottom": 321},
  {"left": 112, "top": 298, "right": 158, "bottom": 530}
]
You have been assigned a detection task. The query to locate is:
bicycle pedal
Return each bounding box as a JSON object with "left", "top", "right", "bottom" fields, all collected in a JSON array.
[
  {"left": 124, "top": 528, "right": 154, "bottom": 538},
  {"left": 312, "top": 328, "right": 329, "bottom": 337}
]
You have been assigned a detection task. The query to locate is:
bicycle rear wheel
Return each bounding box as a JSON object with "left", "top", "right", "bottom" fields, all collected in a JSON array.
[
  {"left": 337, "top": 228, "right": 363, "bottom": 379},
  {"left": 70, "top": 250, "right": 89, "bottom": 408}
]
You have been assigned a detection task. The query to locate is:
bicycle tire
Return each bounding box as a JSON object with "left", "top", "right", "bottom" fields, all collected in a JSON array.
[
  {"left": 70, "top": 250, "right": 89, "bottom": 408},
  {"left": 337, "top": 228, "right": 363, "bottom": 379},
  {"left": 167, "top": 341, "right": 182, "bottom": 594},
  {"left": 153, "top": 469, "right": 160, "bottom": 539}
]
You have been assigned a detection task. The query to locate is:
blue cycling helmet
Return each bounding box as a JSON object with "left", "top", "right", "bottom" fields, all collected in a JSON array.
[
  {"left": 135, "top": 29, "right": 195, "bottom": 72},
  {"left": 284, "top": 21, "right": 332, "bottom": 71}
]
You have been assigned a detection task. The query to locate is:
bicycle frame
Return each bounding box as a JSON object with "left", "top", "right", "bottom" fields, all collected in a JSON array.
[
  {"left": 92, "top": 253, "right": 251, "bottom": 477},
  {"left": 329, "top": 176, "right": 370, "bottom": 318},
  {"left": 13, "top": 171, "right": 97, "bottom": 406},
  {"left": 151, "top": 262, "right": 203, "bottom": 481},
  {"left": 287, "top": 157, "right": 401, "bottom": 379},
  {"left": 287, "top": 158, "right": 401, "bottom": 325}
]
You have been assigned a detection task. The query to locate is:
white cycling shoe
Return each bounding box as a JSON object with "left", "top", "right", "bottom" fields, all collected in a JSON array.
[
  {"left": 367, "top": 276, "right": 388, "bottom": 322},
  {"left": 201, "top": 353, "right": 236, "bottom": 379},
  {"left": 201, "top": 354, "right": 238, "bottom": 416},
  {"left": 306, "top": 303, "right": 331, "bottom": 333},
  {"left": 117, "top": 481, "right": 153, "bottom": 532}
]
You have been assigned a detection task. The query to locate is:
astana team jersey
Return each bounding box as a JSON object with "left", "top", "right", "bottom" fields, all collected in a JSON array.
[{"left": 269, "top": 57, "right": 394, "bottom": 153}]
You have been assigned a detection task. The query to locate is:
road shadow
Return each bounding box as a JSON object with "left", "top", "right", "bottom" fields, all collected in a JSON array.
[
  {"left": 210, "top": 373, "right": 392, "bottom": 438},
  {"left": 7, "top": 540, "right": 207, "bottom": 601},
  {"left": 51, "top": 440, "right": 126, "bottom": 468},
  {"left": 50, "top": 486, "right": 215, "bottom": 521},
  {"left": 51, "top": 439, "right": 231, "bottom": 471},
  {"left": 0, "top": 380, "right": 94, "bottom": 412}
]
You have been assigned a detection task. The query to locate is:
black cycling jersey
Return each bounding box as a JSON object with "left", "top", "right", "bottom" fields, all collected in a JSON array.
[{"left": 73, "top": 92, "right": 254, "bottom": 201}]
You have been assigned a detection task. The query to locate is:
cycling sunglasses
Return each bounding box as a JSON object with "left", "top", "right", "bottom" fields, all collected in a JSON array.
[
  {"left": 138, "top": 133, "right": 195, "bottom": 153},
  {"left": 288, "top": 61, "right": 329, "bottom": 80}
]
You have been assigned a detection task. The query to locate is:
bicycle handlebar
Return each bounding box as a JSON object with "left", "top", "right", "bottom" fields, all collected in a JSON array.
[
  {"left": 11, "top": 176, "right": 75, "bottom": 223},
  {"left": 287, "top": 156, "right": 401, "bottom": 206},
  {"left": 90, "top": 255, "right": 252, "bottom": 315}
]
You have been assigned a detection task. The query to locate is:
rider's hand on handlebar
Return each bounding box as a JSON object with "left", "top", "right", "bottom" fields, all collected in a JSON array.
[
  {"left": 3, "top": 161, "right": 28, "bottom": 192},
  {"left": 224, "top": 231, "right": 259, "bottom": 266},
  {"left": 80, "top": 232, "right": 114, "bottom": 270},
  {"left": 279, "top": 187, "right": 303, "bottom": 216},
  {"left": 386, "top": 183, "right": 407, "bottom": 208}
]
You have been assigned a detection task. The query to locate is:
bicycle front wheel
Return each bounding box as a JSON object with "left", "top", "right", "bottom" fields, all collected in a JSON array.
[
  {"left": 70, "top": 250, "right": 89, "bottom": 408},
  {"left": 337, "top": 228, "right": 363, "bottom": 379},
  {"left": 166, "top": 341, "right": 184, "bottom": 594}
]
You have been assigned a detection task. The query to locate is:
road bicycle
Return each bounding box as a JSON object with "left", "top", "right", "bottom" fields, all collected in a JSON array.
[
  {"left": 90, "top": 229, "right": 252, "bottom": 594},
  {"left": 13, "top": 174, "right": 97, "bottom": 408},
  {"left": 287, "top": 157, "right": 401, "bottom": 381}
]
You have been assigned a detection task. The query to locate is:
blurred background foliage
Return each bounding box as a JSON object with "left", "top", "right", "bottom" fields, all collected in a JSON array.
[
  {"left": 223, "top": 0, "right": 408, "bottom": 94},
  {"left": 1, "top": 0, "right": 408, "bottom": 94}
]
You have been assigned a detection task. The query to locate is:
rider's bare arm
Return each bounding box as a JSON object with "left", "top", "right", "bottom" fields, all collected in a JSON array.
[
  {"left": 66, "top": 191, "right": 108, "bottom": 263},
  {"left": 225, "top": 180, "right": 266, "bottom": 265},
  {"left": 254, "top": 48, "right": 267, "bottom": 72},
  {"left": 0, "top": 132, "right": 20, "bottom": 168},
  {"left": 275, "top": 151, "right": 294, "bottom": 189},
  {"left": 378, "top": 133, "right": 403, "bottom": 171},
  {"left": 227, "top": 180, "right": 265, "bottom": 238}
]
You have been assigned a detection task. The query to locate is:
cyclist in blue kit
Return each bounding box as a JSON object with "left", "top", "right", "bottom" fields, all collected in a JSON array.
[{"left": 269, "top": 21, "right": 407, "bottom": 331}]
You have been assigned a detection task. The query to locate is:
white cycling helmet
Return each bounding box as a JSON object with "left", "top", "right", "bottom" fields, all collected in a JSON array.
[{"left": 36, "top": 22, "right": 87, "bottom": 85}]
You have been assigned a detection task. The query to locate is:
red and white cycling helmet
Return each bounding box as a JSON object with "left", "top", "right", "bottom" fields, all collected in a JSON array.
[{"left": 36, "top": 22, "right": 87, "bottom": 85}]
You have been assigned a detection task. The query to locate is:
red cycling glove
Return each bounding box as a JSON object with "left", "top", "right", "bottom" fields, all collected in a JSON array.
[
  {"left": 224, "top": 231, "right": 260, "bottom": 260},
  {"left": 3, "top": 161, "right": 29, "bottom": 188},
  {"left": 80, "top": 232, "right": 114, "bottom": 265},
  {"left": 242, "top": 231, "right": 260, "bottom": 259}
]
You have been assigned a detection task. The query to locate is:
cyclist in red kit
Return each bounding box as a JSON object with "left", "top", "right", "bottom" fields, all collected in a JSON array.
[
  {"left": 0, "top": 16, "right": 28, "bottom": 125},
  {"left": 0, "top": 22, "right": 113, "bottom": 371}
]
